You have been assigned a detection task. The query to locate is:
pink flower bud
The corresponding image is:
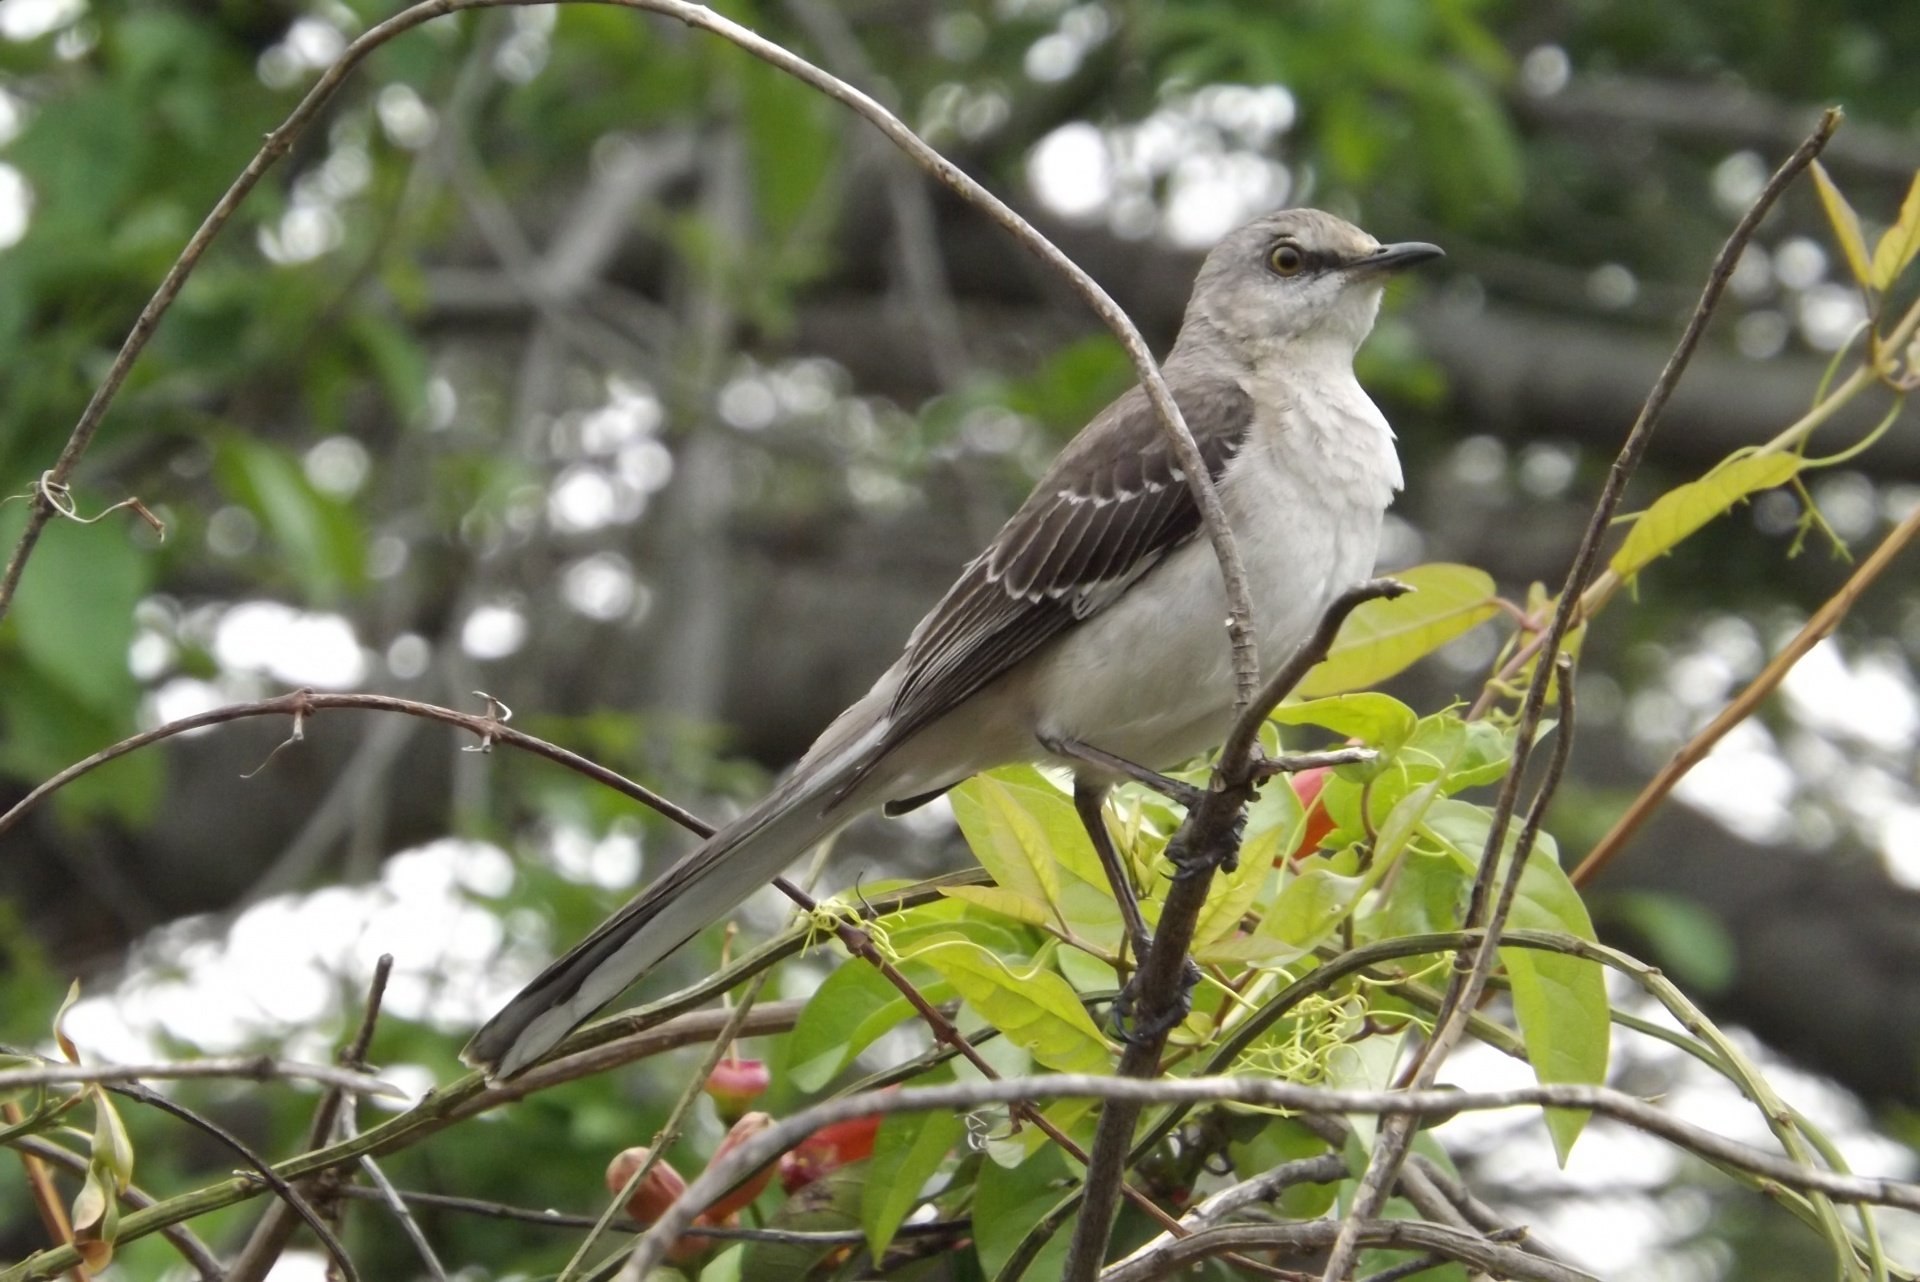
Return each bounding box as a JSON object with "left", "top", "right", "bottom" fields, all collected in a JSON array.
[
  {"left": 704, "top": 1058, "right": 771, "bottom": 1121},
  {"left": 699, "top": 1112, "right": 777, "bottom": 1220},
  {"left": 605, "top": 1146, "right": 687, "bottom": 1225}
]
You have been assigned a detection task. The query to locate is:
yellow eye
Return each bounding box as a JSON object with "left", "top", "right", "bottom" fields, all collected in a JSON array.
[{"left": 1268, "top": 243, "right": 1305, "bottom": 276}]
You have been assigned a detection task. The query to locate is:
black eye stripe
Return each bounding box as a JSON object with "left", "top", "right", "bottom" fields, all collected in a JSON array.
[{"left": 1265, "top": 242, "right": 1331, "bottom": 275}]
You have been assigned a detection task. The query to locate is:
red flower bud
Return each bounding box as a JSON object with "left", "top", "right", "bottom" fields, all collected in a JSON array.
[
  {"left": 778, "top": 1114, "right": 881, "bottom": 1192},
  {"left": 698, "top": 1111, "right": 777, "bottom": 1220},
  {"left": 704, "top": 1057, "right": 771, "bottom": 1121},
  {"left": 606, "top": 1146, "right": 688, "bottom": 1225},
  {"left": 1280, "top": 768, "right": 1338, "bottom": 864},
  {"left": 607, "top": 1147, "right": 708, "bottom": 1263}
]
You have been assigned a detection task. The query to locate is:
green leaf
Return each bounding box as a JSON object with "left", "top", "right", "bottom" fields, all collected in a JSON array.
[
  {"left": 1269, "top": 692, "right": 1418, "bottom": 752},
  {"left": 1301, "top": 563, "right": 1500, "bottom": 696},
  {"left": 787, "top": 962, "right": 954, "bottom": 1092},
  {"left": 915, "top": 940, "right": 1113, "bottom": 1073},
  {"left": 214, "top": 437, "right": 366, "bottom": 600},
  {"left": 1870, "top": 170, "right": 1920, "bottom": 291},
  {"left": 740, "top": 1161, "right": 865, "bottom": 1279},
  {"left": 975, "top": 1146, "right": 1074, "bottom": 1281},
  {"left": 1607, "top": 892, "right": 1737, "bottom": 994},
  {"left": 6, "top": 512, "right": 147, "bottom": 717},
  {"left": 863, "top": 1107, "right": 963, "bottom": 1258},
  {"left": 1812, "top": 160, "right": 1873, "bottom": 287},
  {"left": 1611, "top": 453, "right": 1803, "bottom": 581},
  {"left": 1422, "top": 800, "right": 1609, "bottom": 1163},
  {"left": 1250, "top": 867, "right": 1366, "bottom": 961}
]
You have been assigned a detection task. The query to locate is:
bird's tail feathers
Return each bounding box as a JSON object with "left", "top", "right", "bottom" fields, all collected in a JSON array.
[{"left": 461, "top": 720, "right": 885, "bottom": 1079}]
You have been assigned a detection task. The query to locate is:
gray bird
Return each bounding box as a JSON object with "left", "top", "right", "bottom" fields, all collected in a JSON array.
[{"left": 464, "top": 209, "right": 1442, "bottom": 1078}]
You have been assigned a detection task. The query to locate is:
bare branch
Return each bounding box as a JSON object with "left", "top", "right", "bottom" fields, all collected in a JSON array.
[
  {"left": 0, "top": 690, "right": 710, "bottom": 844},
  {"left": 1318, "top": 106, "right": 1843, "bottom": 1282},
  {"left": 1065, "top": 578, "right": 1407, "bottom": 1280},
  {"left": 0, "top": 0, "right": 1257, "bottom": 724},
  {"left": 1098, "top": 1219, "right": 1598, "bottom": 1282},
  {"left": 1574, "top": 495, "right": 1920, "bottom": 884},
  {"left": 618, "top": 1071, "right": 1920, "bottom": 1276},
  {"left": 0, "top": 1056, "right": 400, "bottom": 1096},
  {"left": 9, "top": 1135, "right": 222, "bottom": 1281}
]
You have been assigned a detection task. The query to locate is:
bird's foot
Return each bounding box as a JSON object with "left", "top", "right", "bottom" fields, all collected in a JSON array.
[
  {"left": 1110, "top": 957, "right": 1203, "bottom": 1045},
  {"left": 1164, "top": 812, "right": 1248, "bottom": 881}
]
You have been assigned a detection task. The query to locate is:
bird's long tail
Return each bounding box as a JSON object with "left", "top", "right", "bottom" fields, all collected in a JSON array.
[{"left": 461, "top": 719, "right": 884, "bottom": 1079}]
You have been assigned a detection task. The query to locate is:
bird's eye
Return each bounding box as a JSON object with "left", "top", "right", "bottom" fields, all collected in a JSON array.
[{"left": 1267, "top": 243, "right": 1305, "bottom": 276}]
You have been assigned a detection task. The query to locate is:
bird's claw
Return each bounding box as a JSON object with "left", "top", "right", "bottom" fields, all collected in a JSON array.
[{"left": 1110, "top": 957, "right": 1203, "bottom": 1045}]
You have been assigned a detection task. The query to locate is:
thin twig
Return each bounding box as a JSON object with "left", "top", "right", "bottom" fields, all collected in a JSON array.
[
  {"left": 332, "top": 1183, "right": 970, "bottom": 1245},
  {"left": 2, "top": 1102, "right": 88, "bottom": 1282},
  {"left": 103, "top": 1082, "right": 361, "bottom": 1282},
  {"left": 1573, "top": 494, "right": 1920, "bottom": 885},
  {"left": 0, "top": 690, "right": 708, "bottom": 843},
  {"left": 352, "top": 1134, "right": 451, "bottom": 1282},
  {"left": 0, "top": 0, "right": 1258, "bottom": 718},
  {"left": 591, "top": 939, "right": 783, "bottom": 1281},
  {"left": 1107, "top": 1154, "right": 1348, "bottom": 1273},
  {"left": 1097, "top": 1219, "right": 1596, "bottom": 1282},
  {"left": 228, "top": 956, "right": 395, "bottom": 1282},
  {"left": 0, "top": 1056, "right": 399, "bottom": 1096},
  {"left": 8, "top": 1135, "right": 222, "bottom": 1281},
  {"left": 1317, "top": 107, "right": 1841, "bottom": 1282}
]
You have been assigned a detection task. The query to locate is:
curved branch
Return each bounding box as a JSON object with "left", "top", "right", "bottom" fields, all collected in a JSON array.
[
  {"left": 0, "top": 690, "right": 709, "bottom": 843},
  {"left": 1098, "top": 1219, "right": 1597, "bottom": 1282},
  {"left": 618, "top": 1071, "right": 1920, "bottom": 1276},
  {"left": 0, "top": 0, "right": 1257, "bottom": 718}
]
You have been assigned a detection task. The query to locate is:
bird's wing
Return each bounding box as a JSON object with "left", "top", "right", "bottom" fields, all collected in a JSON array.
[{"left": 883, "top": 370, "right": 1255, "bottom": 749}]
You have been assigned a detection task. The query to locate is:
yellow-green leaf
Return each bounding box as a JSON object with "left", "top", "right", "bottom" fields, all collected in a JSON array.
[
  {"left": 938, "top": 883, "right": 1056, "bottom": 929},
  {"left": 1254, "top": 867, "right": 1367, "bottom": 959},
  {"left": 1812, "top": 160, "right": 1873, "bottom": 287},
  {"left": 1300, "top": 563, "right": 1500, "bottom": 696},
  {"left": 1870, "top": 170, "right": 1920, "bottom": 291},
  {"left": 1611, "top": 453, "right": 1803, "bottom": 580},
  {"left": 1270, "top": 692, "right": 1418, "bottom": 752},
  {"left": 1192, "top": 826, "right": 1282, "bottom": 949},
  {"left": 950, "top": 770, "right": 1065, "bottom": 918},
  {"left": 52, "top": 980, "right": 82, "bottom": 1065},
  {"left": 863, "top": 1106, "right": 963, "bottom": 1258},
  {"left": 915, "top": 940, "right": 1113, "bottom": 1073}
]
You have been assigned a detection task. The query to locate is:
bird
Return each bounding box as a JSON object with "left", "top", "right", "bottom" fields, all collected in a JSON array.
[{"left": 464, "top": 209, "right": 1443, "bottom": 1078}]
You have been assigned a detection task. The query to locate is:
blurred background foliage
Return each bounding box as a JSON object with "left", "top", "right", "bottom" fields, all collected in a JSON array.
[{"left": 1, "top": 0, "right": 1918, "bottom": 1277}]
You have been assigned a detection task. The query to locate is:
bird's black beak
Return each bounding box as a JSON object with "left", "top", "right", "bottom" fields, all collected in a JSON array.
[{"left": 1349, "top": 241, "right": 1445, "bottom": 275}]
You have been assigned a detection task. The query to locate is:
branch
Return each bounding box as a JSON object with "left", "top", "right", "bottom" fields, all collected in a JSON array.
[
  {"left": 0, "top": 1056, "right": 399, "bottom": 1096},
  {"left": 1064, "top": 579, "right": 1406, "bottom": 1281},
  {"left": 1098, "top": 1219, "right": 1598, "bottom": 1282},
  {"left": 1573, "top": 494, "right": 1920, "bottom": 884},
  {"left": 1317, "top": 106, "right": 1842, "bottom": 1282},
  {"left": 0, "top": 0, "right": 1259, "bottom": 721},
  {"left": 0, "top": 690, "right": 709, "bottom": 843},
  {"left": 616, "top": 1071, "right": 1920, "bottom": 1277},
  {"left": 8, "top": 1136, "right": 222, "bottom": 1281},
  {"left": 228, "top": 955, "right": 394, "bottom": 1282},
  {"left": 331, "top": 1183, "right": 969, "bottom": 1246}
]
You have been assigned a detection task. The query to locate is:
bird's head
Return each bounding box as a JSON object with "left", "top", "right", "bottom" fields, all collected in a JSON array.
[{"left": 1181, "top": 209, "right": 1443, "bottom": 361}]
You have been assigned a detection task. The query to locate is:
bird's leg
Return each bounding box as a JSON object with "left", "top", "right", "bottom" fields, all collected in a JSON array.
[
  {"left": 1071, "top": 779, "right": 1155, "bottom": 967},
  {"left": 1038, "top": 733, "right": 1205, "bottom": 811}
]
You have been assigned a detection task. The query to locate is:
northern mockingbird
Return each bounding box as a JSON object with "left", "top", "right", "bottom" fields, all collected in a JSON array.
[{"left": 465, "top": 209, "right": 1442, "bottom": 1077}]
